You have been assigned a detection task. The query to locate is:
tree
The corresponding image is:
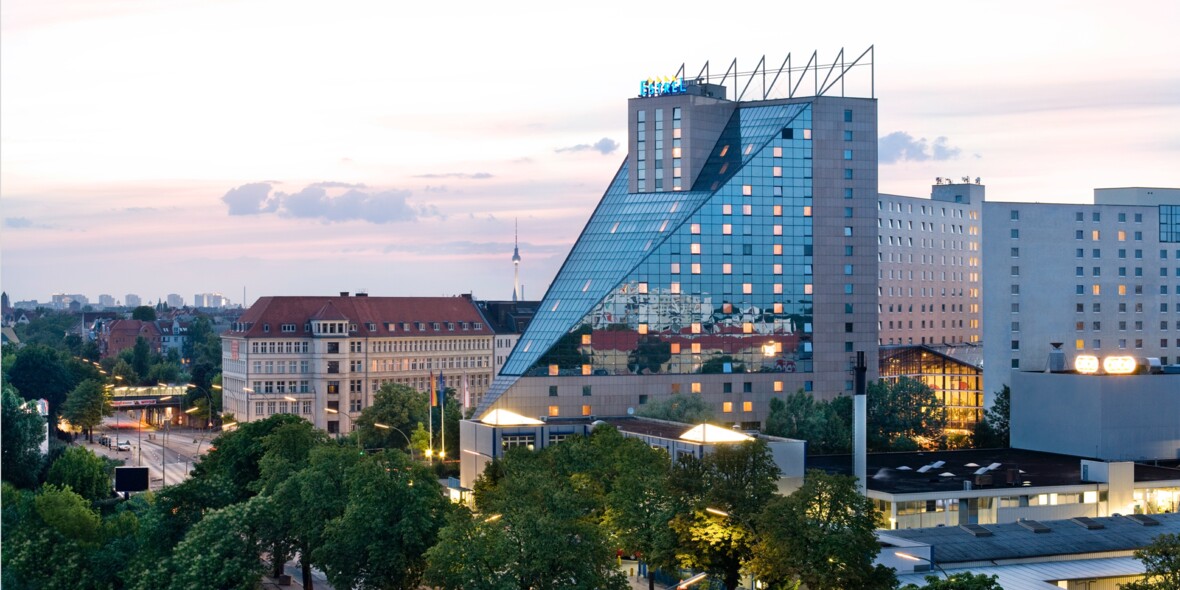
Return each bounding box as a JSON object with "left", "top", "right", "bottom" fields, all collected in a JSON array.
[
  {"left": 448, "top": 447, "right": 629, "bottom": 590},
  {"left": 901, "top": 573, "right": 1004, "bottom": 590},
  {"left": 191, "top": 413, "right": 308, "bottom": 502},
  {"left": 636, "top": 393, "right": 715, "bottom": 424},
  {"left": 355, "top": 383, "right": 428, "bottom": 453},
  {"left": 1, "top": 484, "right": 123, "bottom": 589},
  {"left": 7, "top": 344, "right": 80, "bottom": 417},
  {"left": 2, "top": 384, "right": 45, "bottom": 488},
  {"left": 47, "top": 446, "right": 113, "bottom": 504},
  {"left": 750, "top": 470, "right": 895, "bottom": 590},
  {"left": 764, "top": 390, "right": 854, "bottom": 454},
  {"left": 868, "top": 377, "right": 947, "bottom": 451},
  {"left": 316, "top": 453, "right": 452, "bottom": 590},
  {"left": 135, "top": 498, "right": 268, "bottom": 590},
  {"left": 425, "top": 508, "right": 518, "bottom": 590},
  {"left": 62, "top": 378, "right": 111, "bottom": 442},
  {"left": 131, "top": 336, "right": 152, "bottom": 381},
  {"left": 600, "top": 432, "right": 679, "bottom": 589},
  {"left": 1121, "top": 532, "right": 1180, "bottom": 590},
  {"left": 131, "top": 305, "right": 157, "bottom": 321},
  {"left": 668, "top": 439, "right": 780, "bottom": 590},
  {"left": 973, "top": 385, "right": 1010, "bottom": 449}
]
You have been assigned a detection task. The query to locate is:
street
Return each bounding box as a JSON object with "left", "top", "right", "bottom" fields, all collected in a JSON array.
[{"left": 92, "top": 414, "right": 217, "bottom": 489}]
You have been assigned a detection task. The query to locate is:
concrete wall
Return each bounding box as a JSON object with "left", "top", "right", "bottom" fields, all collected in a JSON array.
[{"left": 1011, "top": 372, "right": 1180, "bottom": 461}]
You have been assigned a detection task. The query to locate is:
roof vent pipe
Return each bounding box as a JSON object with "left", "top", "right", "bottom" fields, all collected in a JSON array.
[{"left": 1047, "top": 342, "right": 1065, "bottom": 373}]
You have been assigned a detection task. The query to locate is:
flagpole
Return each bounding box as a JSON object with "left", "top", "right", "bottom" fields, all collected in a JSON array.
[{"left": 428, "top": 371, "right": 434, "bottom": 465}]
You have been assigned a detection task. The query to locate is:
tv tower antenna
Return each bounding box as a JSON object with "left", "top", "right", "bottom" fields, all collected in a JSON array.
[{"left": 512, "top": 218, "right": 521, "bottom": 302}]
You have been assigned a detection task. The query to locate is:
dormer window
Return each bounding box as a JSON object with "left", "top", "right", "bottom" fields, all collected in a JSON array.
[
  {"left": 415, "top": 322, "right": 425, "bottom": 331},
  {"left": 432, "top": 322, "right": 441, "bottom": 331},
  {"left": 447, "top": 322, "right": 455, "bottom": 331},
  {"left": 263, "top": 324, "right": 270, "bottom": 333}
]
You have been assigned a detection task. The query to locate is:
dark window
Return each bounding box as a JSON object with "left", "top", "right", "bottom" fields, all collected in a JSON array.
[{"left": 781, "top": 128, "right": 794, "bottom": 139}]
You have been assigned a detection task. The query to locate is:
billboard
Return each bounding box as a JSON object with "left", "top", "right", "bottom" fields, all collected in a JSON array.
[{"left": 114, "top": 466, "right": 149, "bottom": 492}]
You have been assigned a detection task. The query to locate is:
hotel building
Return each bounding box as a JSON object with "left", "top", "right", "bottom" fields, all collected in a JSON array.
[
  {"left": 476, "top": 51, "right": 880, "bottom": 428},
  {"left": 982, "top": 187, "right": 1180, "bottom": 399}
]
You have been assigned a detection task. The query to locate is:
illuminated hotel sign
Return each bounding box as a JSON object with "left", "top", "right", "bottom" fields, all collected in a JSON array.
[{"left": 639, "top": 76, "right": 686, "bottom": 98}]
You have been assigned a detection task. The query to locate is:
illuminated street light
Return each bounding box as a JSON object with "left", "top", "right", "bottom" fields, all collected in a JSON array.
[
  {"left": 705, "top": 507, "right": 730, "bottom": 517},
  {"left": 896, "top": 552, "right": 950, "bottom": 580}
]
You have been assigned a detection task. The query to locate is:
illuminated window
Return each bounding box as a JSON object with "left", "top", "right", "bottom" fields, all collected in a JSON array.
[
  {"left": 722, "top": 204, "right": 732, "bottom": 215},
  {"left": 803, "top": 206, "right": 811, "bottom": 217},
  {"left": 773, "top": 166, "right": 782, "bottom": 177},
  {"left": 804, "top": 284, "right": 813, "bottom": 295},
  {"left": 1093, "top": 230, "right": 1100, "bottom": 240},
  {"left": 773, "top": 284, "right": 783, "bottom": 294},
  {"left": 548, "top": 405, "right": 560, "bottom": 417},
  {"left": 774, "top": 303, "right": 783, "bottom": 313},
  {"left": 773, "top": 146, "right": 782, "bottom": 157},
  {"left": 581, "top": 334, "right": 592, "bottom": 345},
  {"left": 582, "top": 405, "right": 592, "bottom": 416},
  {"left": 1076, "top": 339, "right": 1085, "bottom": 350},
  {"left": 691, "top": 323, "right": 701, "bottom": 334},
  {"left": 722, "top": 402, "right": 733, "bottom": 413},
  {"left": 743, "top": 185, "right": 752, "bottom": 196},
  {"left": 691, "top": 223, "right": 700, "bottom": 234},
  {"left": 723, "top": 263, "right": 732, "bottom": 274},
  {"left": 691, "top": 263, "right": 701, "bottom": 274},
  {"left": 691, "top": 382, "right": 701, "bottom": 393},
  {"left": 672, "top": 147, "right": 681, "bottom": 158},
  {"left": 1095, "top": 285, "right": 1102, "bottom": 295},
  {"left": 743, "top": 283, "right": 753, "bottom": 294},
  {"left": 638, "top": 324, "right": 648, "bottom": 335},
  {"left": 773, "top": 264, "right": 782, "bottom": 275},
  {"left": 549, "top": 364, "right": 559, "bottom": 376},
  {"left": 691, "top": 343, "right": 701, "bottom": 353},
  {"left": 691, "top": 243, "right": 701, "bottom": 254},
  {"left": 723, "top": 224, "right": 732, "bottom": 235},
  {"left": 1118, "top": 230, "right": 1126, "bottom": 241},
  {"left": 773, "top": 205, "right": 783, "bottom": 216},
  {"left": 638, "top": 282, "right": 648, "bottom": 294},
  {"left": 803, "top": 129, "right": 812, "bottom": 139},
  {"left": 743, "top": 322, "right": 753, "bottom": 334},
  {"left": 671, "top": 343, "right": 681, "bottom": 354},
  {"left": 773, "top": 225, "right": 783, "bottom": 236},
  {"left": 743, "top": 401, "right": 753, "bottom": 412},
  {"left": 773, "top": 244, "right": 783, "bottom": 255},
  {"left": 774, "top": 381, "right": 783, "bottom": 392},
  {"left": 582, "top": 364, "right": 591, "bottom": 376},
  {"left": 670, "top": 282, "right": 680, "bottom": 294},
  {"left": 671, "top": 263, "right": 680, "bottom": 274},
  {"left": 743, "top": 204, "right": 752, "bottom": 215}
]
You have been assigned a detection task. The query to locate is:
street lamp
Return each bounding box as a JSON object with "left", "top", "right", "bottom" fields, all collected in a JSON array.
[
  {"left": 373, "top": 422, "right": 414, "bottom": 459},
  {"left": 324, "top": 407, "right": 359, "bottom": 448},
  {"left": 895, "top": 552, "right": 950, "bottom": 580}
]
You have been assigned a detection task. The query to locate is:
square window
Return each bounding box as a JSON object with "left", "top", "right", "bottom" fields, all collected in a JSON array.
[
  {"left": 844, "top": 169, "right": 853, "bottom": 180},
  {"left": 722, "top": 402, "right": 733, "bottom": 413},
  {"left": 844, "top": 109, "right": 853, "bottom": 122},
  {"left": 549, "top": 385, "right": 558, "bottom": 397},
  {"left": 723, "top": 382, "right": 733, "bottom": 393},
  {"left": 1011, "top": 229, "right": 1020, "bottom": 239},
  {"left": 742, "top": 401, "right": 753, "bottom": 412}
]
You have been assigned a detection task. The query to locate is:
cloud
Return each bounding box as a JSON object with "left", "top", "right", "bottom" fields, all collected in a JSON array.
[
  {"left": 412, "top": 172, "right": 493, "bottom": 179},
  {"left": 555, "top": 137, "right": 619, "bottom": 155},
  {"left": 4, "top": 217, "right": 33, "bottom": 228},
  {"left": 879, "top": 132, "right": 962, "bottom": 164},
  {"left": 222, "top": 182, "right": 442, "bottom": 224},
  {"left": 222, "top": 182, "right": 279, "bottom": 215}
]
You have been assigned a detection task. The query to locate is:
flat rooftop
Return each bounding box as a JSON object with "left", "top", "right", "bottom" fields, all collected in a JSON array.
[
  {"left": 809, "top": 448, "right": 1180, "bottom": 495},
  {"left": 883, "top": 512, "right": 1180, "bottom": 564}
]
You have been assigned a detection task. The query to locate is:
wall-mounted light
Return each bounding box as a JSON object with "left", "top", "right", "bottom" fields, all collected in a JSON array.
[
  {"left": 1075, "top": 355, "right": 1100, "bottom": 374},
  {"left": 1102, "top": 356, "right": 1137, "bottom": 375}
]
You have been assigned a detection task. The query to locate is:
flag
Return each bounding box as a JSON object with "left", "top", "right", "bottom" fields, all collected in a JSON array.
[
  {"left": 429, "top": 371, "right": 437, "bottom": 407},
  {"left": 438, "top": 372, "right": 446, "bottom": 410},
  {"left": 462, "top": 373, "right": 470, "bottom": 410}
]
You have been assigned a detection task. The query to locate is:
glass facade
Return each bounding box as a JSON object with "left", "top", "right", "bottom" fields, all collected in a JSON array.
[
  {"left": 482, "top": 101, "right": 816, "bottom": 405},
  {"left": 1160, "top": 205, "right": 1180, "bottom": 242},
  {"left": 878, "top": 345, "right": 983, "bottom": 431}
]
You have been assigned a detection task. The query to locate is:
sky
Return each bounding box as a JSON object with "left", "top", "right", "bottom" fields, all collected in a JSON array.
[{"left": 3, "top": 0, "right": 1179, "bottom": 307}]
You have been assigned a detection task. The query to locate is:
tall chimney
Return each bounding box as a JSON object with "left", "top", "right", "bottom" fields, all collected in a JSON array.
[{"left": 854, "top": 350, "right": 868, "bottom": 494}]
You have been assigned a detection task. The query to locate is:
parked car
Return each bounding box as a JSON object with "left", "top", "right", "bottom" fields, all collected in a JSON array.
[{"left": 115, "top": 441, "right": 132, "bottom": 452}]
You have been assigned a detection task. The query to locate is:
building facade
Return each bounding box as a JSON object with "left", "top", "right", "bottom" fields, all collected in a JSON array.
[
  {"left": 877, "top": 181, "right": 983, "bottom": 347},
  {"left": 220, "top": 293, "right": 494, "bottom": 432},
  {"left": 982, "top": 187, "right": 1180, "bottom": 398},
  {"left": 476, "top": 57, "right": 879, "bottom": 428}
]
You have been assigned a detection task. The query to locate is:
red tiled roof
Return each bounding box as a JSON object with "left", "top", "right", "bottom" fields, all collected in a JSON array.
[{"left": 227, "top": 295, "right": 494, "bottom": 338}]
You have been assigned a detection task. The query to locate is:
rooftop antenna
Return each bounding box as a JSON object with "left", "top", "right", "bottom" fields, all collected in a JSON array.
[{"left": 512, "top": 219, "right": 521, "bottom": 302}]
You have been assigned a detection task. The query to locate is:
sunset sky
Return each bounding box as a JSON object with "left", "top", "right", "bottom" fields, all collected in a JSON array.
[{"left": 3, "top": 0, "right": 1178, "bottom": 307}]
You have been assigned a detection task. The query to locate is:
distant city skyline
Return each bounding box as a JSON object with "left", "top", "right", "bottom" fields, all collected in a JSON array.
[{"left": 3, "top": 0, "right": 1178, "bottom": 304}]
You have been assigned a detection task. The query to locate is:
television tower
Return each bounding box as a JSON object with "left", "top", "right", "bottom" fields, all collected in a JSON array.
[{"left": 512, "top": 218, "right": 521, "bottom": 302}]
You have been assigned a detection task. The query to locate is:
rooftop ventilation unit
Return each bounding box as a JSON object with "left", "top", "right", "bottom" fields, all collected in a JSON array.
[
  {"left": 1070, "top": 517, "right": 1105, "bottom": 530},
  {"left": 1017, "top": 519, "right": 1051, "bottom": 533},
  {"left": 1126, "top": 514, "right": 1160, "bottom": 527},
  {"left": 960, "top": 524, "right": 993, "bottom": 537},
  {"left": 1047, "top": 342, "right": 1066, "bottom": 372}
]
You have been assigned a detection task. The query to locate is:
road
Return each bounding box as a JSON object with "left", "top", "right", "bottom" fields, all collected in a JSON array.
[{"left": 94, "top": 415, "right": 217, "bottom": 489}]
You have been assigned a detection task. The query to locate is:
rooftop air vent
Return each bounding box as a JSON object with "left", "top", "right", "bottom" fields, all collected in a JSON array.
[
  {"left": 960, "top": 524, "right": 993, "bottom": 537},
  {"left": 1017, "top": 520, "right": 1051, "bottom": 533},
  {"left": 1126, "top": 514, "right": 1160, "bottom": 527},
  {"left": 1070, "top": 517, "right": 1104, "bottom": 530}
]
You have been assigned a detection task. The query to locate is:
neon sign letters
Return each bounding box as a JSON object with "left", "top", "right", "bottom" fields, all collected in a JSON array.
[{"left": 639, "top": 76, "right": 686, "bottom": 98}]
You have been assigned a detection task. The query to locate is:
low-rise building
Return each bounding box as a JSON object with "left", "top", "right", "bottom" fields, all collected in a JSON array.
[{"left": 220, "top": 293, "right": 494, "bottom": 432}]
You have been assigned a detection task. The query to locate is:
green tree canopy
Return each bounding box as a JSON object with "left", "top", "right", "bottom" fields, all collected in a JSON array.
[
  {"left": 751, "top": 470, "right": 895, "bottom": 590},
  {"left": 134, "top": 498, "right": 268, "bottom": 590},
  {"left": 191, "top": 413, "right": 308, "bottom": 502},
  {"left": 901, "top": 572, "right": 1004, "bottom": 590},
  {"left": 2, "top": 384, "right": 45, "bottom": 488},
  {"left": 62, "top": 378, "right": 111, "bottom": 441},
  {"left": 47, "top": 446, "right": 113, "bottom": 504},
  {"left": 355, "top": 383, "right": 428, "bottom": 453},
  {"left": 973, "top": 385, "right": 1010, "bottom": 449},
  {"left": 868, "top": 377, "right": 947, "bottom": 451},
  {"left": 7, "top": 344, "right": 82, "bottom": 416},
  {"left": 1120, "top": 532, "right": 1180, "bottom": 590},
  {"left": 131, "top": 306, "right": 157, "bottom": 321},
  {"left": 763, "top": 390, "right": 852, "bottom": 455},
  {"left": 667, "top": 439, "right": 780, "bottom": 590}
]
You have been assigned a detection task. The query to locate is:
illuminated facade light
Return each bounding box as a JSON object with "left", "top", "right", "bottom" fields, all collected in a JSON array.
[
  {"left": 1102, "top": 356, "right": 1137, "bottom": 375},
  {"left": 1075, "top": 355, "right": 1100, "bottom": 374}
]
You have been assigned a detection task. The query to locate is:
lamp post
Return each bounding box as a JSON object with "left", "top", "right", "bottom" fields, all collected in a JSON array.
[
  {"left": 324, "top": 407, "right": 359, "bottom": 448},
  {"left": 373, "top": 422, "right": 414, "bottom": 459},
  {"left": 185, "top": 383, "right": 220, "bottom": 431},
  {"left": 895, "top": 552, "right": 950, "bottom": 580}
]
